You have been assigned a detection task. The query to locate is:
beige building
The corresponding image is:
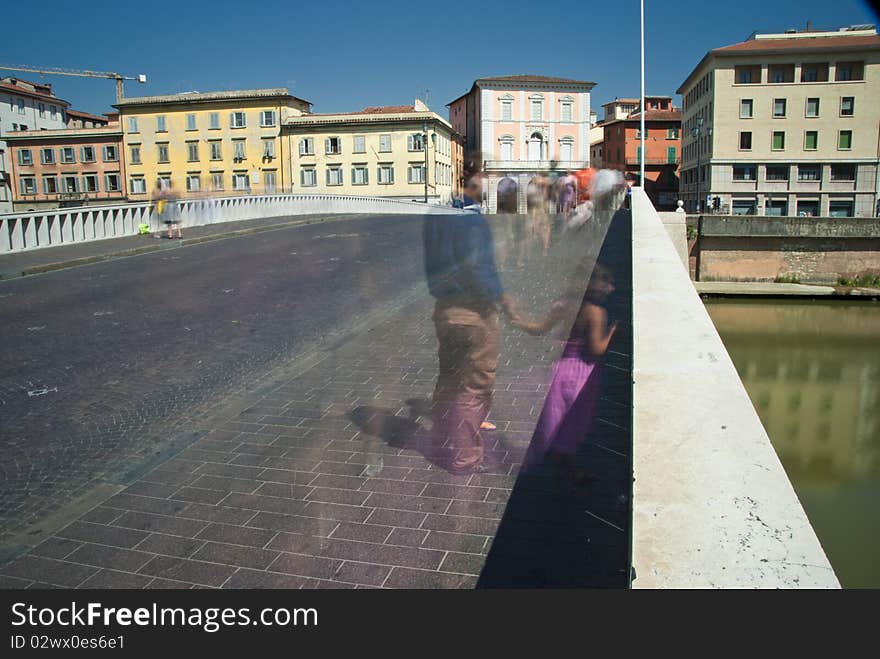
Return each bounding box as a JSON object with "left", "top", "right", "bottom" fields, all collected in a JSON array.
[
  {"left": 678, "top": 25, "right": 880, "bottom": 216},
  {"left": 281, "top": 100, "right": 459, "bottom": 203}
]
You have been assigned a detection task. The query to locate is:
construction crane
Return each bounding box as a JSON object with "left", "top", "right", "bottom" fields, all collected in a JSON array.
[{"left": 0, "top": 64, "right": 147, "bottom": 102}]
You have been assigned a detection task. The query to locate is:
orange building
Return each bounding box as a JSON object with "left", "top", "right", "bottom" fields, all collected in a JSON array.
[
  {"left": 602, "top": 96, "right": 681, "bottom": 209},
  {"left": 7, "top": 123, "right": 126, "bottom": 211}
]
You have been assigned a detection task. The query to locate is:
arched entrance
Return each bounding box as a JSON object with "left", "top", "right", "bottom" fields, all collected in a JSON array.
[{"left": 497, "top": 177, "right": 518, "bottom": 213}]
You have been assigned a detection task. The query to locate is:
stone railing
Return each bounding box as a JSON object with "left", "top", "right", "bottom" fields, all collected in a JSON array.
[
  {"left": 630, "top": 186, "right": 839, "bottom": 588},
  {"left": 0, "top": 194, "right": 461, "bottom": 254}
]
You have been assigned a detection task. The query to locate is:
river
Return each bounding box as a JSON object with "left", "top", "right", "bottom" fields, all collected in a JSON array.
[{"left": 706, "top": 298, "right": 880, "bottom": 588}]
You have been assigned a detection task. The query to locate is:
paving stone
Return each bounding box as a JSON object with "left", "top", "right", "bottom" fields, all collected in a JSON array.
[
  {"left": 56, "top": 521, "right": 150, "bottom": 548},
  {"left": 383, "top": 567, "right": 477, "bottom": 589},
  {"left": 112, "top": 511, "right": 209, "bottom": 538},
  {"left": 138, "top": 556, "right": 237, "bottom": 587},
  {"left": 196, "top": 523, "right": 277, "bottom": 548},
  {"left": 79, "top": 569, "right": 155, "bottom": 589},
  {"left": 133, "top": 533, "right": 204, "bottom": 558},
  {"left": 223, "top": 568, "right": 311, "bottom": 589},
  {"left": 66, "top": 543, "right": 155, "bottom": 572},
  {"left": 0, "top": 556, "right": 97, "bottom": 588},
  {"left": 192, "top": 542, "right": 279, "bottom": 570}
]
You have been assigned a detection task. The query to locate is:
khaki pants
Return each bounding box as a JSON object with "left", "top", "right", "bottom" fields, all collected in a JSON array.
[{"left": 431, "top": 300, "right": 500, "bottom": 471}]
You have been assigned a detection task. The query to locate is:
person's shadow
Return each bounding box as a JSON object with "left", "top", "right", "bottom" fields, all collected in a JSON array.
[{"left": 347, "top": 398, "right": 451, "bottom": 470}]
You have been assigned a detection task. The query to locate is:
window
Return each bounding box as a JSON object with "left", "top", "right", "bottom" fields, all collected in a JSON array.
[
  {"left": 39, "top": 148, "right": 54, "bottom": 164},
  {"left": 299, "top": 137, "right": 314, "bottom": 155},
  {"left": 560, "top": 100, "right": 573, "bottom": 122},
  {"left": 769, "top": 64, "right": 795, "bottom": 83},
  {"left": 157, "top": 143, "right": 169, "bottom": 163},
  {"left": 262, "top": 139, "right": 275, "bottom": 158},
  {"left": 797, "top": 164, "right": 820, "bottom": 181},
  {"left": 559, "top": 138, "right": 573, "bottom": 162},
  {"left": 264, "top": 170, "right": 276, "bottom": 193},
  {"left": 805, "top": 98, "right": 820, "bottom": 118},
  {"left": 766, "top": 165, "right": 789, "bottom": 181},
  {"left": 765, "top": 199, "right": 788, "bottom": 216},
  {"left": 156, "top": 115, "right": 167, "bottom": 132},
  {"left": 773, "top": 98, "right": 786, "bottom": 118},
  {"left": 19, "top": 176, "right": 37, "bottom": 195},
  {"left": 42, "top": 176, "right": 58, "bottom": 194},
  {"left": 501, "top": 99, "right": 513, "bottom": 121},
  {"left": 157, "top": 175, "right": 171, "bottom": 190},
  {"left": 739, "top": 131, "right": 752, "bottom": 150},
  {"left": 830, "top": 164, "right": 855, "bottom": 181},
  {"left": 666, "top": 127, "right": 679, "bottom": 139},
  {"left": 352, "top": 165, "right": 368, "bottom": 185},
  {"left": 408, "top": 164, "right": 425, "bottom": 184},
  {"left": 408, "top": 134, "right": 425, "bottom": 151},
  {"left": 62, "top": 175, "right": 78, "bottom": 193},
  {"left": 16, "top": 98, "right": 25, "bottom": 114},
  {"left": 105, "top": 173, "right": 121, "bottom": 192},
  {"left": 840, "top": 97, "right": 854, "bottom": 116},
  {"left": 300, "top": 167, "right": 317, "bottom": 187},
  {"left": 667, "top": 146, "right": 677, "bottom": 163},
  {"left": 187, "top": 142, "right": 199, "bottom": 162},
  {"left": 835, "top": 61, "right": 864, "bottom": 81},
  {"left": 797, "top": 200, "right": 820, "bottom": 217},
  {"left": 209, "top": 112, "right": 220, "bottom": 129},
  {"left": 772, "top": 131, "right": 786, "bottom": 150},
  {"left": 186, "top": 114, "right": 197, "bottom": 130},
  {"left": 829, "top": 201, "right": 854, "bottom": 217},
  {"left": 232, "top": 172, "right": 250, "bottom": 190},
  {"left": 801, "top": 63, "right": 829, "bottom": 82},
  {"left": 530, "top": 96, "right": 543, "bottom": 120},
  {"left": 732, "top": 200, "right": 757, "bottom": 215},
  {"left": 378, "top": 164, "right": 394, "bottom": 184},
  {"left": 50, "top": 105, "right": 58, "bottom": 120},
  {"left": 636, "top": 128, "right": 648, "bottom": 139},
  {"left": 838, "top": 130, "right": 852, "bottom": 150},
  {"left": 735, "top": 65, "right": 760, "bottom": 83},
  {"left": 130, "top": 145, "right": 141, "bottom": 164},
  {"left": 81, "top": 146, "right": 96, "bottom": 162},
  {"left": 38, "top": 103, "right": 45, "bottom": 118},
  {"left": 733, "top": 165, "right": 756, "bottom": 181},
  {"left": 127, "top": 116, "right": 138, "bottom": 133},
  {"left": 130, "top": 176, "right": 146, "bottom": 194},
  {"left": 186, "top": 174, "right": 200, "bottom": 192},
  {"left": 230, "top": 112, "right": 247, "bottom": 128},
  {"left": 740, "top": 99, "right": 753, "bottom": 118},
  {"left": 325, "top": 136, "right": 342, "bottom": 155},
  {"left": 82, "top": 174, "right": 99, "bottom": 193},
  {"left": 804, "top": 131, "right": 818, "bottom": 151},
  {"left": 211, "top": 172, "right": 224, "bottom": 190},
  {"left": 260, "top": 110, "right": 276, "bottom": 127},
  {"left": 60, "top": 147, "right": 75, "bottom": 163},
  {"left": 210, "top": 142, "right": 222, "bottom": 160},
  {"left": 18, "top": 149, "right": 33, "bottom": 166},
  {"left": 379, "top": 134, "right": 391, "bottom": 152},
  {"left": 500, "top": 138, "right": 513, "bottom": 161},
  {"left": 353, "top": 135, "right": 366, "bottom": 153},
  {"left": 233, "top": 140, "right": 246, "bottom": 160},
  {"left": 326, "top": 166, "right": 343, "bottom": 186}
]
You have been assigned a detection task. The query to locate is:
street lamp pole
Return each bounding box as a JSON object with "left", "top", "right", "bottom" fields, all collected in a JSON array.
[
  {"left": 639, "top": 0, "right": 646, "bottom": 188},
  {"left": 423, "top": 123, "right": 429, "bottom": 204},
  {"left": 693, "top": 116, "right": 703, "bottom": 213}
]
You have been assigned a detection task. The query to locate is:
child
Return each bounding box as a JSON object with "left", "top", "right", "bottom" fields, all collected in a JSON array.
[{"left": 513, "top": 261, "right": 618, "bottom": 487}]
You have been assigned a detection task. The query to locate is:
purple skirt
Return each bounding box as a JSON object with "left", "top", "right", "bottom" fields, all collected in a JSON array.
[{"left": 523, "top": 356, "right": 602, "bottom": 471}]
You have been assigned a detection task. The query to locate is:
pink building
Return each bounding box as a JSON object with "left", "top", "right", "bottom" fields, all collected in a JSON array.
[{"left": 447, "top": 74, "right": 595, "bottom": 212}]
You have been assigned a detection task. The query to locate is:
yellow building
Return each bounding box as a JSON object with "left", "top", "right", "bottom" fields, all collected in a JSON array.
[
  {"left": 114, "top": 88, "right": 311, "bottom": 200},
  {"left": 281, "top": 100, "right": 460, "bottom": 203}
]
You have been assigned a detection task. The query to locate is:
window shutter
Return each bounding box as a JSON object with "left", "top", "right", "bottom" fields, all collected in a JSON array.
[{"left": 230, "top": 112, "right": 235, "bottom": 128}]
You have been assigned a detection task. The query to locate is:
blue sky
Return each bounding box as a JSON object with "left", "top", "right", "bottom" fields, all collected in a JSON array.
[{"left": 2, "top": 0, "right": 876, "bottom": 117}]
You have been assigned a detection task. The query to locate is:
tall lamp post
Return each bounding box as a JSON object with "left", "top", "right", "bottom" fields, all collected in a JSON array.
[{"left": 422, "top": 123, "right": 434, "bottom": 204}]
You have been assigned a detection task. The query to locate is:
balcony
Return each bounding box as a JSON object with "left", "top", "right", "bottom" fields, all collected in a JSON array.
[{"left": 484, "top": 160, "right": 586, "bottom": 171}]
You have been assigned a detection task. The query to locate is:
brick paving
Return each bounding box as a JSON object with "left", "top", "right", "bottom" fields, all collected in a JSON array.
[{"left": 0, "top": 212, "right": 633, "bottom": 589}]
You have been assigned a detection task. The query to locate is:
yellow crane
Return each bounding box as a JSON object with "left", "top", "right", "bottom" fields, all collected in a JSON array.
[{"left": 0, "top": 64, "right": 147, "bottom": 102}]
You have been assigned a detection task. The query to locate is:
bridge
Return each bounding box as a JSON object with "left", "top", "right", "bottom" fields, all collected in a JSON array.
[{"left": 0, "top": 190, "right": 837, "bottom": 588}]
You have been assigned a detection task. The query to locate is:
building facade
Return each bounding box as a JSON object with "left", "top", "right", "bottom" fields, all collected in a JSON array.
[
  {"left": 602, "top": 96, "right": 681, "bottom": 209},
  {"left": 448, "top": 75, "right": 595, "bottom": 212},
  {"left": 114, "top": 88, "right": 311, "bottom": 201},
  {"left": 678, "top": 25, "right": 880, "bottom": 216},
  {"left": 281, "top": 100, "right": 459, "bottom": 203},
  {"left": 66, "top": 109, "right": 111, "bottom": 129},
  {"left": 6, "top": 124, "right": 126, "bottom": 211},
  {"left": 0, "top": 78, "right": 70, "bottom": 212}
]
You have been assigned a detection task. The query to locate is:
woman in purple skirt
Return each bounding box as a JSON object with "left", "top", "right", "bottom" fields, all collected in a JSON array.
[{"left": 513, "top": 261, "right": 618, "bottom": 486}]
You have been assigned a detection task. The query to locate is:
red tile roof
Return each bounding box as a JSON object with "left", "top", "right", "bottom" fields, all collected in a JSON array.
[
  {"left": 66, "top": 108, "right": 110, "bottom": 122},
  {"left": 355, "top": 105, "right": 417, "bottom": 114},
  {"left": 0, "top": 81, "right": 69, "bottom": 106},
  {"left": 713, "top": 33, "right": 880, "bottom": 53},
  {"left": 626, "top": 109, "right": 681, "bottom": 121},
  {"left": 478, "top": 74, "right": 595, "bottom": 85}
]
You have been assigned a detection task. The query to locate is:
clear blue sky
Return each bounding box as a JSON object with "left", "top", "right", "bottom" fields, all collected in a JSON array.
[{"left": 2, "top": 0, "right": 877, "bottom": 117}]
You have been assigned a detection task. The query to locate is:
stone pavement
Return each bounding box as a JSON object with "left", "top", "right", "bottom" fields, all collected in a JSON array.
[{"left": 0, "top": 213, "right": 633, "bottom": 589}]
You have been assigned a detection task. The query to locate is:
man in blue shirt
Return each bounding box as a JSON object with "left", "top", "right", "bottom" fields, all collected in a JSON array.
[{"left": 424, "top": 174, "right": 519, "bottom": 473}]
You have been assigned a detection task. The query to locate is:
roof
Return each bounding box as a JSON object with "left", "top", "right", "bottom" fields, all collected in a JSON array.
[
  {"left": 66, "top": 108, "right": 110, "bottom": 122},
  {"left": 678, "top": 30, "right": 880, "bottom": 93},
  {"left": 0, "top": 80, "right": 69, "bottom": 107},
  {"left": 447, "top": 74, "right": 597, "bottom": 105},
  {"left": 626, "top": 109, "right": 681, "bottom": 121},
  {"left": 114, "top": 88, "right": 311, "bottom": 108},
  {"left": 603, "top": 98, "right": 641, "bottom": 106},
  {"left": 285, "top": 107, "right": 453, "bottom": 131}
]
